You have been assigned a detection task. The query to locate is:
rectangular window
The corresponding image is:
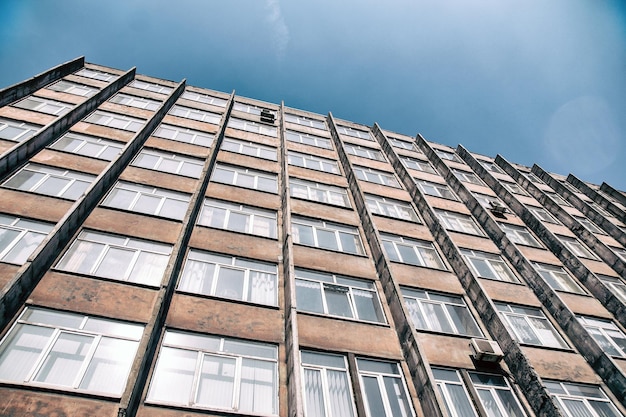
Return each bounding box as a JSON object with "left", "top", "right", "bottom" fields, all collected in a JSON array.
[
  {"left": 468, "top": 372, "right": 528, "bottom": 417},
  {"left": 152, "top": 123, "right": 213, "bottom": 147},
  {"left": 289, "top": 178, "right": 351, "bottom": 208},
  {"left": 85, "top": 110, "right": 144, "bottom": 132},
  {"left": 354, "top": 166, "right": 400, "bottom": 187},
  {"left": 533, "top": 262, "right": 584, "bottom": 293},
  {"left": 416, "top": 180, "right": 457, "bottom": 200},
  {"left": 109, "top": 93, "right": 161, "bottom": 111},
  {"left": 198, "top": 199, "right": 277, "bottom": 238},
  {"left": 48, "top": 80, "right": 99, "bottom": 97},
  {"left": 472, "top": 193, "right": 507, "bottom": 212},
  {"left": 181, "top": 91, "right": 227, "bottom": 107},
  {"left": 0, "top": 214, "right": 53, "bottom": 264},
  {"left": 479, "top": 160, "right": 503, "bottom": 173},
  {"left": 599, "top": 275, "right": 626, "bottom": 304},
  {"left": 546, "top": 191, "right": 571, "bottom": 207},
  {"left": 496, "top": 303, "right": 568, "bottom": 348},
  {"left": 212, "top": 164, "right": 277, "bottom": 193},
  {"left": 13, "top": 96, "right": 73, "bottom": 116},
  {"left": 56, "top": 230, "right": 172, "bottom": 286},
  {"left": 131, "top": 148, "right": 204, "bottom": 178},
  {"left": 286, "top": 130, "right": 332, "bottom": 149},
  {"left": 227, "top": 117, "right": 277, "bottom": 137},
  {"left": 460, "top": 249, "right": 518, "bottom": 282},
  {"left": 169, "top": 105, "right": 221, "bottom": 124},
  {"left": 435, "top": 210, "right": 483, "bottom": 235},
  {"left": 381, "top": 233, "right": 445, "bottom": 269},
  {"left": 575, "top": 216, "right": 604, "bottom": 234},
  {"left": 611, "top": 246, "right": 626, "bottom": 262},
  {"left": 178, "top": 249, "right": 277, "bottom": 306},
  {"left": 544, "top": 381, "right": 622, "bottom": 417},
  {"left": 3, "top": 163, "right": 95, "bottom": 200},
  {"left": 344, "top": 144, "right": 385, "bottom": 161},
  {"left": 49, "top": 132, "right": 123, "bottom": 161},
  {"left": 75, "top": 68, "right": 116, "bottom": 81},
  {"left": 366, "top": 195, "right": 419, "bottom": 222},
  {"left": 291, "top": 216, "right": 364, "bottom": 255},
  {"left": 432, "top": 368, "right": 479, "bottom": 417},
  {"left": 528, "top": 206, "right": 560, "bottom": 224},
  {"left": 102, "top": 181, "right": 190, "bottom": 220},
  {"left": 129, "top": 80, "right": 173, "bottom": 94},
  {"left": 577, "top": 315, "right": 626, "bottom": 357},
  {"left": 389, "top": 138, "right": 418, "bottom": 151},
  {"left": 295, "top": 269, "right": 385, "bottom": 323},
  {"left": 501, "top": 181, "right": 528, "bottom": 196},
  {"left": 0, "top": 118, "right": 40, "bottom": 142},
  {"left": 284, "top": 113, "right": 327, "bottom": 130},
  {"left": 0, "top": 307, "right": 142, "bottom": 396},
  {"left": 147, "top": 330, "right": 278, "bottom": 415},
  {"left": 289, "top": 151, "right": 340, "bottom": 174},
  {"left": 336, "top": 126, "right": 372, "bottom": 140},
  {"left": 499, "top": 223, "right": 542, "bottom": 247},
  {"left": 402, "top": 288, "right": 482, "bottom": 336},
  {"left": 588, "top": 200, "right": 614, "bottom": 218},
  {"left": 301, "top": 351, "right": 356, "bottom": 417},
  {"left": 558, "top": 235, "right": 598, "bottom": 260},
  {"left": 356, "top": 358, "right": 414, "bottom": 417},
  {"left": 402, "top": 157, "right": 436, "bottom": 173},
  {"left": 523, "top": 172, "right": 543, "bottom": 184},
  {"left": 435, "top": 149, "right": 462, "bottom": 163},
  {"left": 452, "top": 168, "right": 483, "bottom": 185},
  {"left": 221, "top": 137, "right": 277, "bottom": 161},
  {"left": 233, "top": 102, "right": 276, "bottom": 116}
]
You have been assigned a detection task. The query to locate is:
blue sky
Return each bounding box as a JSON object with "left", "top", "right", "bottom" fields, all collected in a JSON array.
[{"left": 1, "top": 0, "right": 625, "bottom": 189}]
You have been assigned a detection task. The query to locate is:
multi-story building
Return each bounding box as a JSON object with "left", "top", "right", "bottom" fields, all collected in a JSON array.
[{"left": 0, "top": 57, "right": 624, "bottom": 417}]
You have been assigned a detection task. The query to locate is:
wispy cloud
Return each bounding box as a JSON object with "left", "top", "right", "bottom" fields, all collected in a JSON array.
[{"left": 265, "top": 0, "right": 289, "bottom": 61}]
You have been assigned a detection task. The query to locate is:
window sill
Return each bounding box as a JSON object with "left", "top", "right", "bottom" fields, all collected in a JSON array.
[{"left": 296, "top": 310, "right": 389, "bottom": 327}]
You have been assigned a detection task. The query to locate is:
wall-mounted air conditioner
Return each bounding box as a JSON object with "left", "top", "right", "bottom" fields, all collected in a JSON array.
[
  {"left": 260, "top": 109, "right": 275, "bottom": 124},
  {"left": 489, "top": 201, "right": 508, "bottom": 216},
  {"left": 470, "top": 338, "right": 504, "bottom": 363}
]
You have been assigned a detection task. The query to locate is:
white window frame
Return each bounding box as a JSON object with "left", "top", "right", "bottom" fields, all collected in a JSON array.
[
  {"left": 523, "top": 172, "right": 544, "bottom": 184},
  {"left": 344, "top": 144, "right": 385, "bottom": 161},
  {"left": 365, "top": 195, "right": 419, "bottom": 222},
  {"left": 233, "top": 102, "right": 276, "bottom": 116},
  {"left": 131, "top": 148, "right": 204, "bottom": 178},
  {"left": 435, "top": 149, "right": 461, "bottom": 163},
  {"left": 288, "top": 151, "right": 340, "bottom": 175},
  {"left": 13, "top": 96, "right": 73, "bottom": 116},
  {"left": 499, "top": 223, "right": 542, "bottom": 247},
  {"left": 435, "top": 210, "right": 483, "bottom": 235},
  {"left": 212, "top": 164, "right": 278, "bottom": 193},
  {"left": 0, "top": 118, "right": 40, "bottom": 142},
  {"left": 109, "top": 93, "right": 161, "bottom": 111},
  {"left": 501, "top": 180, "right": 529, "bottom": 195},
  {"left": 3, "top": 163, "right": 95, "bottom": 200},
  {"left": 356, "top": 358, "right": 415, "bottom": 417},
  {"left": 468, "top": 371, "right": 529, "bottom": 417},
  {"left": 50, "top": 132, "right": 123, "bottom": 161},
  {"left": 0, "top": 214, "right": 53, "bottom": 264},
  {"left": 168, "top": 105, "right": 221, "bottom": 124},
  {"left": 129, "top": 80, "right": 173, "bottom": 94},
  {"left": 575, "top": 216, "right": 605, "bottom": 234},
  {"left": 178, "top": 249, "right": 277, "bottom": 306},
  {"left": 48, "top": 80, "right": 99, "bottom": 97},
  {"left": 389, "top": 138, "right": 418, "bottom": 151},
  {"left": 577, "top": 315, "right": 626, "bottom": 358},
  {"left": 181, "top": 91, "right": 227, "bottom": 106},
  {"left": 221, "top": 137, "right": 277, "bottom": 161},
  {"left": 336, "top": 126, "right": 372, "bottom": 141},
  {"left": 545, "top": 380, "right": 623, "bottom": 417},
  {"left": 286, "top": 130, "right": 333, "bottom": 149},
  {"left": 598, "top": 275, "right": 626, "bottom": 304},
  {"left": 546, "top": 191, "right": 571, "bottom": 207},
  {"left": 75, "top": 68, "right": 116, "bottom": 81},
  {"left": 381, "top": 233, "right": 446, "bottom": 269},
  {"left": 460, "top": 249, "right": 519, "bottom": 282},
  {"left": 284, "top": 113, "right": 327, "bottom": 130},
  {"left": 416, "top": 179, "right": 457, "bottom": 200},
  {"left": 432, "top": 368, "right": 479, "bottom": 417},
  {"left": 473, "top": 192, "right": 507, "bottom": 211},
  {"left": 558, "top": 235, "right": 598, "bottom": 260},
  {"left": 533, "top": 262, "right": 584, "bottom": 294},
  {"left": 611, "top": 246, "right": 626, "bottom": 262},
  {"left": 528, "top": 205, "right": 560, "bottom": 224},
  {"left": 479, "top": 160, "right": 503, "bottom": 173},
  {"left": 198, "top": 199, "right": 277, "bottom": 238},
  {"left": 496, "top": 303, "right": 568, "bottom": 348},
  {"left": 227, "top": 117, "right": 277, "bottom": 137},
  {"left": 152, "top": 123, "right": 213, "bottom": 147},
  {"left": 289, "top": 178, "right": 351, "bottom": 208},
  {"left": 354, "top": 166, "right": 400, "bottom": 188},
  {"left": 452, "top": 168, "right": 483, "bottom": 185},
  {"left": 102, "top": 181, "right": 190, "bottom": 220},
  {"left": 291, "top": 216, "right": 365, "bottom": 255},
  {"left": 402, "top": 157, "right": 436, "bottom": 173},
  {"left": 85, "top": 110, "right": 145, "bottom": 132}
]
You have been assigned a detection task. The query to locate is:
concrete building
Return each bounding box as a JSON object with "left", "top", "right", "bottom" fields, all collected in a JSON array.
[{"left": 0, "top": 57, "right": 624, "bottom": 417}]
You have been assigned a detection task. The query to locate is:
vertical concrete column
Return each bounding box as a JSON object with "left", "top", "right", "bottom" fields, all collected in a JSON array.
[
  {"left": 600, "top": 182, "right": 626, "bottom": 208},
  {"left": 566, "top": 175, "right": 626, "bottom": 223}
]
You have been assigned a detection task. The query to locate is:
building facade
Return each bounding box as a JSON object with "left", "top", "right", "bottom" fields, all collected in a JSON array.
[{"left": 0, "top": 57, "right": 625, "bottom": 417}]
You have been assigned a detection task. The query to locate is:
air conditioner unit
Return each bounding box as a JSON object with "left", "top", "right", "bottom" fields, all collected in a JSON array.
[
  {"left": 489, "top": 201, "right": 507, "bottom": 215},
  {"left": 470, "top": 339, "right": 504, "bottom": 363},
  {"left": 260, "top": 109, "right": 275, "bottom": 124}
]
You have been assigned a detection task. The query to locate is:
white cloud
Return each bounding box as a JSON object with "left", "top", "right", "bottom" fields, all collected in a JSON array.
[{"left": 265, "top": 0, "right": 289, "bottom": 61}]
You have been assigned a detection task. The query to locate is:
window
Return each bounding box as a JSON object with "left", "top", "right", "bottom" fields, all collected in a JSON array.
[
  {"left": 473, "top": 192, "right": 507, "bottom": 211},
  {"left": 501, "top": 181, "right": 528, "bottom": 195},
  {"left": 523, "top": 171, "right": 544, "bottom": 184},
  {"left": 227, "top": 117, "right": 277, "bottom": 137},
  {"left": 132, "top": 148, "right": 204, "bottom": 178},
  {"left": 599, "top": 275, "right": 626, "bottom": 304},
  {"left": 147, "top": 330, "right": 277, "bottom": 415},
  {"left": 85, "top": 111, "right": 144, "bottom": 132},
  {"left": 13, "top": 96, "right": 73, "bottom": 116},
  {"left": 588, "top": 201, "right": 614, "bottom": 218},
  {"left": 198, "top": 199, "right": 277, "bottom": 238},
  {"left": 381, "top": 233, "right": 445, "bottom": 269},
  {"left": 75, "top": 68, "right": 116, "bottom": 81},
  {"left": 48, "top": 80, "right": 98, "bottom": 97},
  {"left": 354, "top": 166, "right": 399, "bottom": 187},
  {"left": 365, "top": 195, "right": 419, "bottom": 222},
  {"left": 575, "top": 216, "right": 604, "bottom": 234},
  {"left": 295, "top": 269, "right": 385, "bottom": 323},
  {"left": 546, "top": 192, "right": 571, "bottom": 207},
  {"left": 152, "top": 123, "right": 213, "bottom": 147},
  {"left": 435, "top": 210, "right": 483, "bottom": 235},
  {"left": 0, "top": 118, "right": 40, "bottom": 142},
  {"left": 109, "top": 93, "right": 160, "bottom": 111},
  {"left": 468, "top": 372, "right": 528, "bottom": 417},
  {"left": 284, "top": 113, "right": 327, "bottom": 130},
  {"left": 0, "top": 307, "right": 142, "bottom": 396},
  {"left": 528, "top": 206, "right": 560, "bottom": 224},
  {"left": 0, "top": 214, "right": 53, "bottom": 264},
  {"left": 344, "top": 144, "right": 385, "bottom": 161},
  {"left": 169, "top": 105, "right": 221, "bottom": 124},
  {"left": 460, "top": 249, "right": 518, "bottom": 282},
  {"left": 401, "top": 157, "right": 436, "bottom": 173},
  {"left": 3, "top": 163, "right": 95, "bottom": 200},
  {"left": 433, "top": 368, "right": 479, "bottom": 417},
  {"left": 49, "top": 132, "right": 123, "bottom": 161},
  {"left": 416, "top": 180, "right": 457, "bottom": 200},
  {"left": 479, "top": 160, "right": 503, "bottom": 173},
  {"left": 212, "top": 164, "right": 277, "bottom": 193},
  {"left": 56, "top": 230, "right": 172, "bottom": 286},
  {"left": 389, "top": 138, "right": 417, "bottom": 151},
  {"left": 289, "top": 178, "right": 351, "bottom": 208},
  {"left": 181, "top": 91, "right": 227, "bottom": 107},
  {"left": 558, "top": 236, "right": 598, "bottom": 260},
  {"left": 611, "top": 246, "right": 626, "bottom": 262},
  {"left": 221, "top": 137, "right": 277, "bottom": 161},
  {"left": 499, "top": 223, "right": 542, "bottom": 247},
  {"left": 545, "top": 381, "right": 623, "bottom": 417},
  {"left": 289, "top": 151, "right": 340, "bottom": 175},
  {"left": 532, "top": 262, "right": 584, "bottom": 293},
  {"left": 402, "top": 288, "right": 482, "bottom": 336},
  {"left": 301, "top": 351, "right": 356, "bottom": 417},
  {"left": 336, "top": 126, "right": 372, "bottom": 141},
  {"left": 178, "top": 249, "right": 277, "bottom": 306},
  {"left": 233, "top": 102, "right": 276, "bottom": 116},
  {"left": 102, "top": 181, "right": 190, "bottom": 220},
  {"left": 452, "top": 168, "right": 483, "bottom": 185},
  {"left": 577, "top": 315, "right": 626, "bottom": 357},
  {"left": 356, "top": 358, "right": 414, "bottom": 417},
  {"left": 292, "top": 216, "right": 364, "bottom": 255},
  {"left": 496, "top": 303, "right": 568, "bottom": 348},
  {"left": 129, "top": 80, "right": 173, "bottom": 94},
  {"left": 435, "top": 149, "right": 461, "bottom": 163},
  {"left": 286, "top": 130, "right": 332, "bottom": 149}
]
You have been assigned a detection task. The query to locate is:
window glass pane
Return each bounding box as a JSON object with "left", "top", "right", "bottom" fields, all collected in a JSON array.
[
  {"left": 353, "top": 288, "right": 385, "bottom": 322},
  {"left": 327, "top": 369, "right": 355, "bottom": 417},
  {"left": 128, "top": 251, "right": 169, "bottom": 285},
  {"left": 79, "top": 337, "right": 138, "bottom": 394},
  {"left": 304, "top": 368, "right": 326, "bottom": 417},
  {"left": 3, "top": 230, "right": 46, "bottom": 264},
  {"left": 95, "top": 247, "right": 134, "bottom": 279},
  {"left": 384, "top": 376, "right": 412, "bottom": 417},
  {"left": 148, "top": 347, "right": 197, "bottom": 404},
  {"left": 0, "top": 324, "right": 54, "bottom": 381},
  {"left": 34, "top": 333, "right": 94, "bottom": 386},
  {"left": 239, "top": 358, "right": 277, "bottom": 414},
  {"left": 196, "top": 354, "right": 236, "bottom": 409},
  {"left": 324, "top": 284, "right": 352, "bottom": 318},
  {"left": 362, "top": 376, "right": 387, "bottom": 417},
  {"left": 296, "top": 280, "right": 324, "bottom": 313}
]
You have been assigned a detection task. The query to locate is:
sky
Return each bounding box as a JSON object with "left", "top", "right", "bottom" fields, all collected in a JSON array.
[{"left": 1, "top": 0, "right": 625, "bottom": 189}]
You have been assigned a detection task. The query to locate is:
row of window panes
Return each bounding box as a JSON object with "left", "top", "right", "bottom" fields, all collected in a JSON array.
[
  {"left": 169, "top": 104, "right": 221, "bottom": 124},
  {"left": 109, "top": 93, "right": 161, "bottom": 111},
  {"left": 354, "top": 166, "right": 399, "bottom": 187},
  {"left": 366, "top": 195, "right": 419, "bottom": 222},
  {"left": 181, "top": 90, "right": 227, "bottom": 106},
  {"left": 0, "top": 118, "right": 40, "bottom": 142},
  {"left": 233, "top": 102, "right": 276, "bottom": 116},
  {"left": 102, "top": 181, "right": 190, "bottom": 220},
  {"left": 284, "top": 113, "right": 327, "bottom": 130},
  {"left": 286, "top": 130, "right": 332, "bottom": 149},
  {"left": 289, "top": 177, "right": 351, "bottom": 208},
  {"left": 212, "top": 164, "right": 277, "bottom": 193},
  {"left": 344, "top": 144, "right": 385, "bottom": 161},
  {"left": 85, "top": 110, "right": 144, "bottom": 132},
  {"left": 153, "top": 123, "right": 213, "bottom": 147},
  {"left": 335, "top": 126, "right": 372, "bottom": 140},
  {"left": 402, "top": 156, "right": 436, "bottom": 173},
  {"left": 3, "top": 163, "right": 95, "bottom": 200},
  {"left": 288, "top": 151, "right": 339, "bottom": 174},
  {"left": 228, "top": 117, "right": 277, "bottom": 137},
  {"left": 48, "top": 80, "right": 99, "bottom": 97},
  {"left": 292, "top": 216, "right": 364, "bottom": 255},
  {"left": 13, "top": 96, "right": 73, "bottom": 116},
  {"left": 381, "top": 233, "right": 445, "bottom": 269},
  {"left": 222, "top": 137, "right": 277, "bottom": 161}
]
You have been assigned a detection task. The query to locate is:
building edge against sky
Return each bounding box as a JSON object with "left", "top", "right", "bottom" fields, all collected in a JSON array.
[{"left": 0, "top": 56, "right": 624, "bottom": 417}]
